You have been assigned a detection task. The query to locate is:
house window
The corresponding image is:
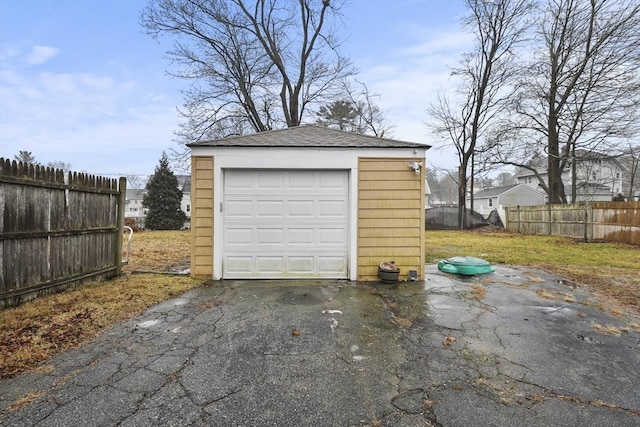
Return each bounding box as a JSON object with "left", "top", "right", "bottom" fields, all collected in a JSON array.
[{"left": 488, "top": 198, "right": 493, "bottom": 207}]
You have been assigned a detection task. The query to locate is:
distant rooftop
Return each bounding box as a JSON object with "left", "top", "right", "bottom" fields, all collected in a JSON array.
[{"left": 474, "top": 184, "right": 520, "bottom": 198}]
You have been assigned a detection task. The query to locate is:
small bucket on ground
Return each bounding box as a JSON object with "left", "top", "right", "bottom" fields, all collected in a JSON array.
[{"left": 378, "top": 261, "right": 400, "bottom": 283}]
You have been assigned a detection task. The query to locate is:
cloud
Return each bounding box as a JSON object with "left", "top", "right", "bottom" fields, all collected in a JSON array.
[
  {"left": 0, "top": 47, "right": 181, "bottom": 175},
  {"left": 26, "top": 45, "right": 59, "bottom": 65},
  {"left": 348, "top": 26, "right": 473, "bottom": 170}
]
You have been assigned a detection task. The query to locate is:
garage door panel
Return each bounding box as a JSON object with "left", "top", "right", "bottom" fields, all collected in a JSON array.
[
  {"left": 288, "top": 200, "right": 315, "bottom": 216},
  {"left": 256, "top": 228, "right": 284, "bottom": 245},
  {"left": 225, "top": 256, "right": 253, "bottom": 273},
  {"left": 223, "top": 170, "right": 349, "bottom": 279},
  {"left": 288, "top": 172, "right": 315, "bottom": 188},
  {"left": 319, "top": 200, "right": 348, "bottom": 217},
  {"left": 226, "top": 173, "right": 253, "bottom": 190},
  {"left": 289, "top": 228, "right": 314, "bottom": 245},
  {"left": 225, "top": 228, "right": 253, "bottom": 245},
  {"left": 318, "top": 256, "right": 347, "bottom": 274},
  {"left": 288, "top": 256, "right": 315, "bottom": 273},
  {"left": 319, "top": 172, "right": 349, "bottom": 189},
  {"left": 257, "top": 172, "right": 285, "bottom": 189},
  {"left": 256, "top": 257, "right": 285, "bottom": 272},
  {"left": 256, "top": 201, "right": 284, "bottom": 217},
  {"left": 226, "top": 200, "right": 252, "bottom": 217},
  {"left": 318, "top": 227, "right": 348, "bottom": 245}
]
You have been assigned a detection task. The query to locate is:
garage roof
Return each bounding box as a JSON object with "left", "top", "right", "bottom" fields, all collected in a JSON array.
[{"left": 188, "top": 125, "right": 431, "bottom": 149}]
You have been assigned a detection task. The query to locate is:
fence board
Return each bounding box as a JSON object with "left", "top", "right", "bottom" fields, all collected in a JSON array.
[
  {"left": 505, "top": 202, "right": 640, "bottom": 244},
  {"left": 1, "top": 158, "right": 126, "bottom": 308}
]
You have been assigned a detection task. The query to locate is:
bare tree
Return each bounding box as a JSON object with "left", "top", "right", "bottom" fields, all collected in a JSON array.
[
  {"left": 46, "top": 161, "right": 72, "bottom": 174},
  {"left": 495, "top": 0, "right": 640, "bottom": 203},
  {"left": 126, "top": 175, "right": 147, "bottom": 189},
  {"left": 315, "top": 80, "right": 394, "bottom": 137},
  {"left": 341, "top": 80, "right": 394, "bottom": 137},
  {"left": 621, "top": 140, "right": 640, "bottom": 201},
  {"left": 141, "top": 0, "right": 354, "bottom": 145},
  {"left": 427, "top": 0, "right": 532, "bottom": 228}
]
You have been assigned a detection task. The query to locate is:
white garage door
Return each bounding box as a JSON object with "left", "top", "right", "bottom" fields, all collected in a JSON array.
[{"left": 222, "top": 170, "right": 349, "bottom": 279}]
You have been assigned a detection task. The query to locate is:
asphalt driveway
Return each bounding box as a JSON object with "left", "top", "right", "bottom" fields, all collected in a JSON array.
[{"left": 1, "top": 265, "right": 638, "bottom": 426}]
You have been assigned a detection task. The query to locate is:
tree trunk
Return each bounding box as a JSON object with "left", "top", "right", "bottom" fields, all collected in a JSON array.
[
  {"left": 547, "top": 113, "right": 565, "bottom": 204},
  {"left": 458, "top": 164, "right": 468, "bottom": 230},
  {"left": 571, "top": 144, "right": 577, "bottom": 203}
]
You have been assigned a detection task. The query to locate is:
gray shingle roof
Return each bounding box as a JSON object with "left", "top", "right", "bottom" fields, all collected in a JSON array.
[
  {"left": 125, "top": 189, "right": 146, "bottom": 201},
  {"left": 474, "top": 184, "right": 520, "bottom": 198},
  {"left": 188, "top": 125, "right": 431, "bottom": 149}
]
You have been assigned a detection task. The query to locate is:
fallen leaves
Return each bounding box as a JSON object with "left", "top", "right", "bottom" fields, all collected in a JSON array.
[
  {"left": 591, "top": 323, "right": 625, "bottom": 336},
  {"left": 442, "top": 336, "right": 457, "bottom": 346},
  {"left": 468, "top": 284, "right": 487, "bottom": 301}
]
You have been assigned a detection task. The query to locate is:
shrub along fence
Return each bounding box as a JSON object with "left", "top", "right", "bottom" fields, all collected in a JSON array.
[
  {"left": 0, "top": 159, "right": 126, "bottom": 308},
  {"left": 505, "top": 202, "right": 640, "bottom": 245}
]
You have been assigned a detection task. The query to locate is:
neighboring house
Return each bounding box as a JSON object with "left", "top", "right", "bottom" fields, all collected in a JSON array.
[
  {"left": 517, "top": 150, "right": 627, "bottom": 202},
  {"left": 125, "top": 189, "right": 148, "bottom": 228},
  {"left": 188, "top": 125, "right": 430, "bottom": 282},
  {"left": 424, "top": 177, "right": 432, "bottom": 208},
  {"left": 125, "top": 178, "right": 192, "bottom": 229},
  {"left": 176, "top": 175, "right": 192, "bottom": 228},
  {"left": 469, "top": 184, "right": 546, "bottom": 222}
]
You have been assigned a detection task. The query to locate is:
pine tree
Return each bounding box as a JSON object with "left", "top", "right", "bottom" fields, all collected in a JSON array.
[
  {"left": 315, "top": 100, "right": 359, "bottom": 131},
  {"left": 14, "top": 150, "right": 38, "bottom": 164},
  {"left": 142, "top": 153, "right": 186, "bottom": 230}
]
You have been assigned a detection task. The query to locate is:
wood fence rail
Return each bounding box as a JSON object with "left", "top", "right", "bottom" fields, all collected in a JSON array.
[
  {"left": 0, "top": 158, "right": 126, "bottom": 308},
  {"left": 505, "top": 202, "right": 640, "bottom": 245}
]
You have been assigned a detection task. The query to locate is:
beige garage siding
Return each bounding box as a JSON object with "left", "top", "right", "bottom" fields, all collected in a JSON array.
[
  {"left": 357, "top": 158, "right": 425, "bottom": 281},
  {"left": 190, "top": 156, "right": 214, "bottom": 278}
]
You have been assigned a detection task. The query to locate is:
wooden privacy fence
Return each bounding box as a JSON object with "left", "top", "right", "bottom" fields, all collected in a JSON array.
[
  {"left": 0, "top": 159, "right": 126, "bottom": 308},
  {"left": 505, "top": 202, "right": 640, "bottom": 245}
]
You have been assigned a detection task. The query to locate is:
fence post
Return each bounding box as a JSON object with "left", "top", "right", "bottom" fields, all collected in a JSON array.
[
  {"left": 583, "top": 204, "right": 588, "bottom": 243},
  {"left": 517, "top": 205, "right": 521, "bottom": 233},
  {"left": 548, "top": 203, "right": 552, "bottom": 235},
  {"left": 115, "top": 177, "right": 127, "bottom": 276}
]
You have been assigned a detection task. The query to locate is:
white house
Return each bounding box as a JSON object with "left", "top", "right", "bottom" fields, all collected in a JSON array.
[
  {"left": 517, "top": 150, "right": 627, "bottom": 202},
  {"left": 468, "top": 184, "right": 546, "bottom": 222},
  {"left": 124, "top": 189, "right": 148, "bottom": 228},
  {"left": 125, "top": 176, "right": 192, "bottom": 229}
]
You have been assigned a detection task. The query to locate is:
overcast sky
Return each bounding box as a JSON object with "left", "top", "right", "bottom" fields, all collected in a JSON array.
[{"left": 0, "top": 0, "right": 470, "bottom": 178}]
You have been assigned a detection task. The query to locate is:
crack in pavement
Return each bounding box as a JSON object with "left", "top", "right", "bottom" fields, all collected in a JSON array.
[
  {"left": 2, "top": 272, "right": 638, "bottom": 426},
  {"left": 398, "top": 265, "right": 640, "bottom": 426}
]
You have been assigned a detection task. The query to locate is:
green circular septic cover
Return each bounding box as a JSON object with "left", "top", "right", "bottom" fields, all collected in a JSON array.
[{"left": 437, "top": 256, "right": 496, "bottom": 276}]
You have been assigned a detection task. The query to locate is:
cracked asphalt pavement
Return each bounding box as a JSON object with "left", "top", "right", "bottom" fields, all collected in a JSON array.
[{"left": 1, "top": 265, "right": 639, "bottom": 426}]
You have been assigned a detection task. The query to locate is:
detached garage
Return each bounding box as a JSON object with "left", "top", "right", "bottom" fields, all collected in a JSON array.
[{"left": 189, "top": 125, "right": 429, "bottom": 281}]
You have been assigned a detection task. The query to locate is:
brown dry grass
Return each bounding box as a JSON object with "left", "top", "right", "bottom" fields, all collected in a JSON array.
[
  {"left": 0, "top": 230, "right": 201, "bottom": 379},
  {"left": 122, "top": 230, "right": 191, "bottom": 272}
]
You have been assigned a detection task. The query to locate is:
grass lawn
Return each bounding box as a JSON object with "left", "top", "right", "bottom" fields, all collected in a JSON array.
[
  {"left": 425, "top": 229, "right": 640, "bottom": 314},
  {"left": 1, "top": 229, "right": 638, "bottom": 380}
]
